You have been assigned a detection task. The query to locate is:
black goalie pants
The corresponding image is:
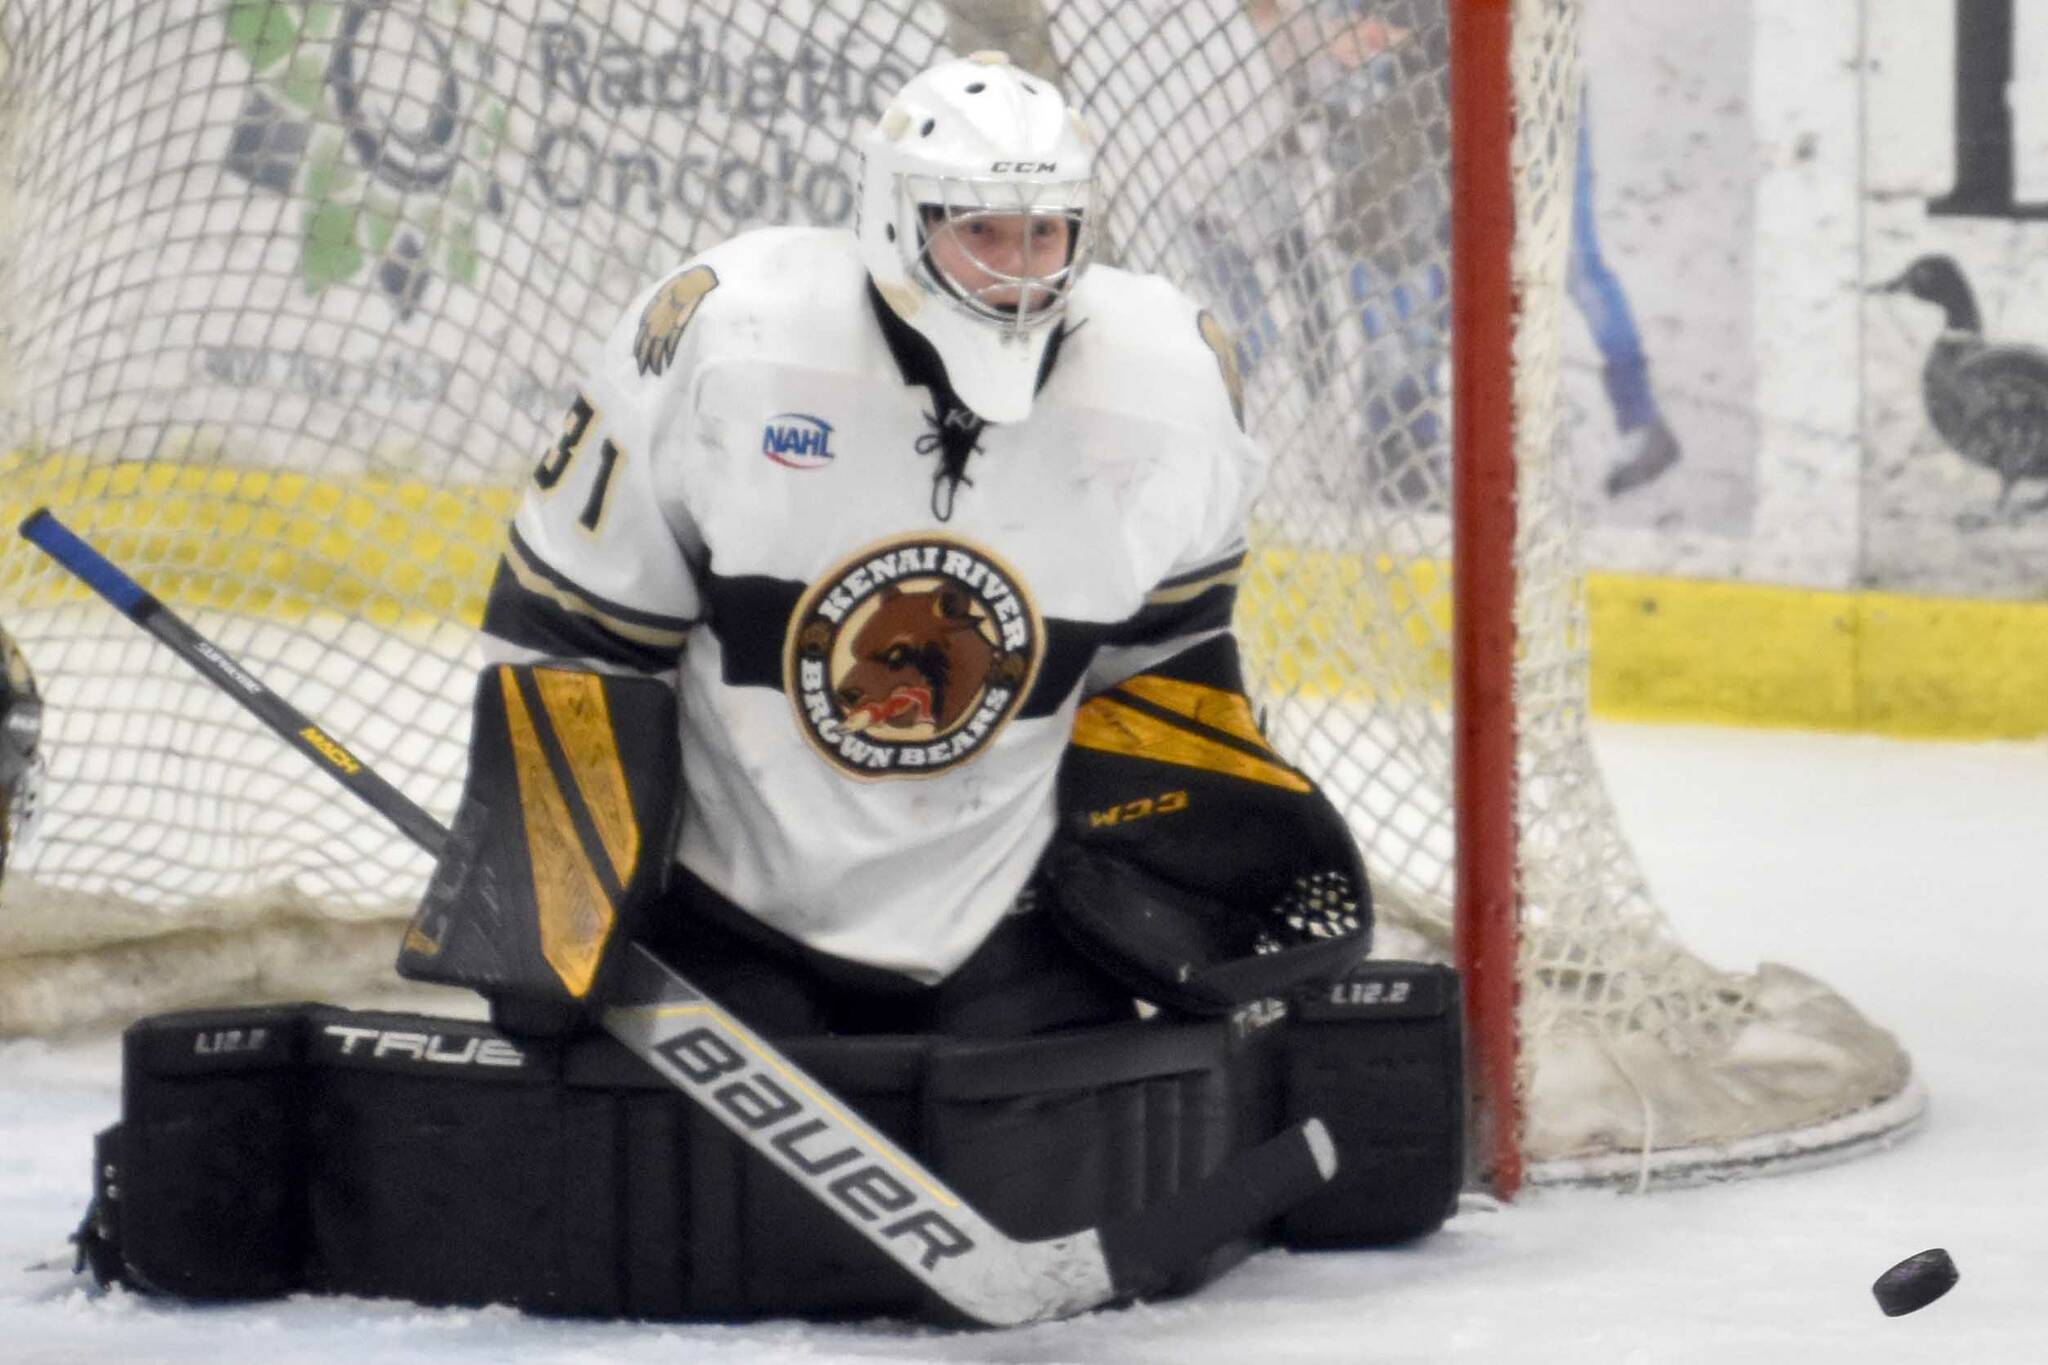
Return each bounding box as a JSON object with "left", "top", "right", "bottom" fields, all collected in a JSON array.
[{"left": 638, "top": 867, "right": 1139, "bottom": 1040}]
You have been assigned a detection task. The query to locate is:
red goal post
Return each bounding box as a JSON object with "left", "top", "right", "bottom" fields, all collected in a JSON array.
[{"left": 1447, "top": 0, "right": 1525, "bottom": 1198}]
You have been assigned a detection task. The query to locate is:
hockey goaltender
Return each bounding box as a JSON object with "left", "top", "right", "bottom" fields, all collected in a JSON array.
[{"left": 69, "top": 52, "right": 1465, "bottom": 1325}]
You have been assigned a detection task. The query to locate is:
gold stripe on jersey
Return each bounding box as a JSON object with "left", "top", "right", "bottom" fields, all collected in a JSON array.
[
  {"left": 1143, "top": 561, "right": 1244, "bottom": 607},
  {"left": 1071, "top": 692, "right": 1310, "bottom": 792},
  {"left": 502, "top": 533, "right": 693, "bottom": 651},
  {"left": 499, "top": 667, "right": 615, "bottom": 998}
]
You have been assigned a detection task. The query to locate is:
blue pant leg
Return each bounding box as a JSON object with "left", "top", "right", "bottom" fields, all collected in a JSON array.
[{"left": 1566, "top": 109, "right": 1662, "bottom": 434}]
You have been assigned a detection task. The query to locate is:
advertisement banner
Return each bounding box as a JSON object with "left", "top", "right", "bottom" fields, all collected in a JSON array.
[{"left": 2, "top": 0, "right": 936, "bottom": 486}]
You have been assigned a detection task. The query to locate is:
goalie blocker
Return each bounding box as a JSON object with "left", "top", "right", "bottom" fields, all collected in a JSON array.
[
  {"left": 396, "top": 663, "right": 682, "bottom": 1036},
  {"left": 75, "top": 959, "right": 1462, "bottom": 1320}
]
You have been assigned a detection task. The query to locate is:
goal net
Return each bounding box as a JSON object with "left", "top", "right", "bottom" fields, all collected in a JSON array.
[{"left": 0, "top": 0, "right": 1919, "bottom": 1190}]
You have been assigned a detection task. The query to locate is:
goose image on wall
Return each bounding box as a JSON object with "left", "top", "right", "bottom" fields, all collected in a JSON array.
[{"left": 1877, "top": 253, "right": 2048, "bottom": 519}]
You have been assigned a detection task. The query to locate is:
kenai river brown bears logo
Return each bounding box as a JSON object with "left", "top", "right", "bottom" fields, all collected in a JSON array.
[{"left": 785, "top": 535, "right": 1042, "bottom": 779}]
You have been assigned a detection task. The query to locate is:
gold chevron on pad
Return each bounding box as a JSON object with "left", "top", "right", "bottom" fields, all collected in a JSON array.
[
  {"left": 501, "top": 667, "right": 615, "bottom": 997},
  {"left": 1113, "top": 675, "right": 1276, "bottom": 750},
  {"left": 1072, "top": 689, "right": 1309, "bottom": 792},
  {"left": 534, "top": 667, "right": 640, "bottom": 883}
]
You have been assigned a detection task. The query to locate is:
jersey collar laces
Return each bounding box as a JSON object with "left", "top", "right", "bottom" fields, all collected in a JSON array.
[{"left": 858, "top": 52, "right": 1097, "bottom": 424}]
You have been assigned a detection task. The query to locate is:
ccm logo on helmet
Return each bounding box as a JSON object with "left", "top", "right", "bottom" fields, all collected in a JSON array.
[{"left": 990, "top": 161, "right": 1057, "bottom": 173}]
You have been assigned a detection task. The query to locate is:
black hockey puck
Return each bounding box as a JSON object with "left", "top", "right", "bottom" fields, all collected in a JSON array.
[{"left": 1872, "top": 1248, "right": 1959, "bottom": 1316}]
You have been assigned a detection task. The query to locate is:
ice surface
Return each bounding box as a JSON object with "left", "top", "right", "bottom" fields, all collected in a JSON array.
[{"left": 3, "top": 721, "right": 2044, "bottom": 1363}]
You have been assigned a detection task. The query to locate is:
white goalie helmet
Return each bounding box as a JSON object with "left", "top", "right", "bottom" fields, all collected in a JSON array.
[{"left": 857, "top": 51, "right": 1097, "bottom": 422}]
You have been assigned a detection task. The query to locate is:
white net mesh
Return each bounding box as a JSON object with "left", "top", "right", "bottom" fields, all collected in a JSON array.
[{"left": 0, "top": 0, "right": 1916, "bottom": 1183}]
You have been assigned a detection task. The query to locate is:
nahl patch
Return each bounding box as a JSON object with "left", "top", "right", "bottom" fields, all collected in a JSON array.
[
  {"left": 762, "top": 412, "right": 836, "bottom": 469},
  {"left": 784, "top": 534, "right": 1042, "bottom": 779}
]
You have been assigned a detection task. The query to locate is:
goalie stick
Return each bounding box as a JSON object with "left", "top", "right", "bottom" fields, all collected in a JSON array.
[{"left": 20, "top": 507, "right": 1338, "bottom": 1327}]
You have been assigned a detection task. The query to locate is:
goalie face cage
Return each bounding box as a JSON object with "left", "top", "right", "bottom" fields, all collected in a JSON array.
[{"left": 0, "top": 0, "right": 1918, "bottom": 1193}]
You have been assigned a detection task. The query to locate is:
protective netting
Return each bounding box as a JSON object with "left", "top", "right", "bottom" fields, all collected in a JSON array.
[{"left": 0, "top": 0, "right": 1916, "bottom": 1182}]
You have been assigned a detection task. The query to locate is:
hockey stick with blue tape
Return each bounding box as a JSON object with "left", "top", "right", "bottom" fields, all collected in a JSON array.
[{"left": 21, "top": 507, "right": 1338, "bottom": 1327}]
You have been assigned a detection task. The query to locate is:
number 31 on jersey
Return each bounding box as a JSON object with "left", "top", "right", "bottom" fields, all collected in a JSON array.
[{"left": 532, "top": 394, "right": 623, "bottom": 533}]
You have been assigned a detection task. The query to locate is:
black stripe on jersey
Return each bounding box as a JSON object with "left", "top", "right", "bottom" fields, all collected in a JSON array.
[
  {"left": 700, "top": 571, "right": 1108, "bottom": 720},
  {"left": 1101, "top": 555, "right": 1245, "bottom": 650},
  {"left": 1153, "top": 547, "right": 1248, "bottom": 599},
  {"left": 1031, "top": 618, "right": 1110, "bottom": 718},
  {"left": 700, "top": 574, "right": 801, "bottom": 690},
  {"left": 481, "top": 528, "right": 694, "bottom": 671},
  {"left": 481, "top": 560, "right": 686, "bottom": 672}
]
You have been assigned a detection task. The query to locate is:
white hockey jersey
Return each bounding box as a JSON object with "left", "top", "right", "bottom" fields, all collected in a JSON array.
[{"left": 481, "top": 227, "right": 1265, "bottom": 982}]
